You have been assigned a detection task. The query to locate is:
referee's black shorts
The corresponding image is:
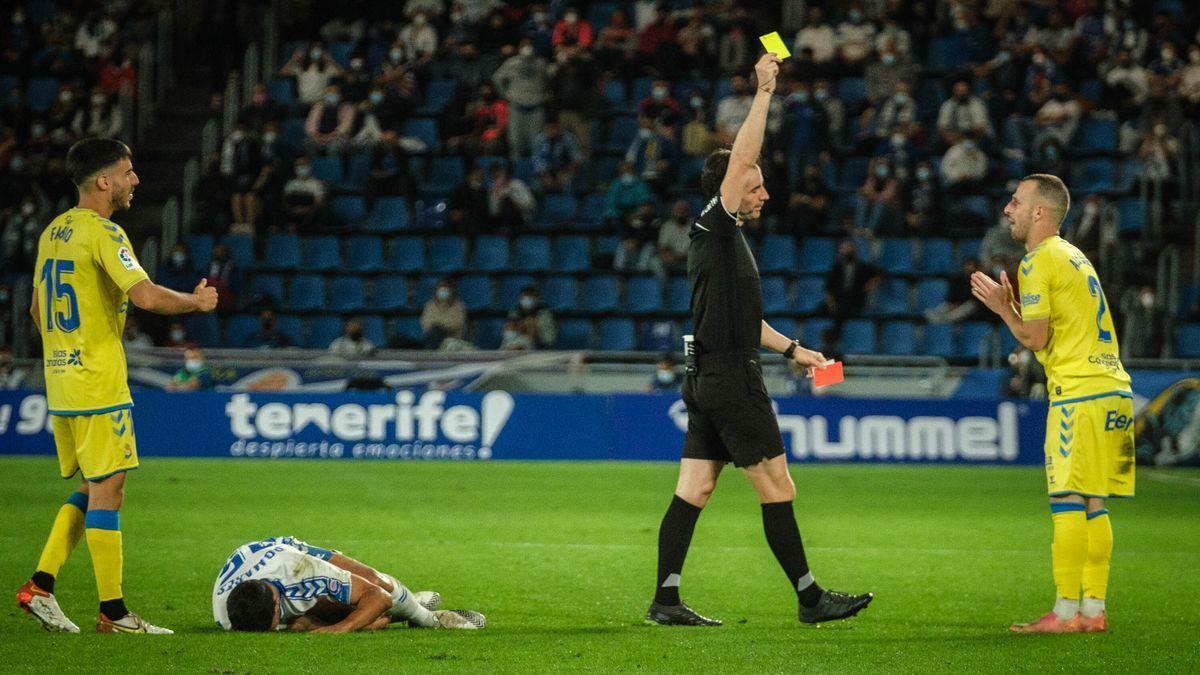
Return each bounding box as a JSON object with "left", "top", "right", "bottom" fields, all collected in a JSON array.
[{"left": 680, "top": 350, "right": 786, "bottom": 468}]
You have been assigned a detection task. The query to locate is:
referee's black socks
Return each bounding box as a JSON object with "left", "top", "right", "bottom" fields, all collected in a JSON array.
[
  {"left": 654, "top": 495, "right": 702, "bottom": 606},
  {"left": 762, "top": 501, "right": 823, "bottom": 608}
]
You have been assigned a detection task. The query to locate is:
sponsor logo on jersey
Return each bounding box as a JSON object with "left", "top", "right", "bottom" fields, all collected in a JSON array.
[
  {"left": 67, "top": 349, "right": 83, "bottom": 367},
  {"left": 1104, "top": 409, "right": 1132, "bottom": 431},
  {"left": 1020, "top": 293, "right": 1041, "bottom": 306},
  {"left": 50, "top": 226, "right": 74, "bottom": 243},
  {"left": 116, "top": 246, "right": 139, "bottom": 271}
]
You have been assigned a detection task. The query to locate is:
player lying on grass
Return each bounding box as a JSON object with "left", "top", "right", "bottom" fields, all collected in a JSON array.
[{"left": 213, "top": 537, "right": 485, "bottom": 632}]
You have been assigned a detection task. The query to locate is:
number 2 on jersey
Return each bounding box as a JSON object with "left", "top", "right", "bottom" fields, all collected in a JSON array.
[
  {"left": 39, "top": 258, "right": 80, "bottom": 333},
  {"left": 1086, "top": 275, "right": 1112, "bottom": 343}
]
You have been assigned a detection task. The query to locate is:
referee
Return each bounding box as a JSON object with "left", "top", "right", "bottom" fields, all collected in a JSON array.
[{"left": 646, "top": 54, "right": 873, "bottom": 627}]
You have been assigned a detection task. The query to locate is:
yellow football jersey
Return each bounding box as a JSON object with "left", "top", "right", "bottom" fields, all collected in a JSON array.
[
  {"left": 1018, "top": 235, "right": 1131, "bottom": 403},
  {"left": 33, "top": 208, "right": 149, "bottom": 415}
]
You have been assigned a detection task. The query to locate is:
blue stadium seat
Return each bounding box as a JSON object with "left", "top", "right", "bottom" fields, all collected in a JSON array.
[
  {"left": 868, "top": 278, "right": 910, "bottom": 317},
  {"left": 794, "top": 276, "right": 825, "bottom": 314},
  {"left": 1073, "top": 158, "right": 1116, "bottom": 193},
  {"left": 799, "top": 238, "right": 836, "bottom": 273},
  {"left": 1175, "top": 324, "right": 1200, "bottom": 358},
  {"left": 412, "top": 276, "right": 442, "bottom": 306},
  {"left": 879, "top": 321, "right": 916, "bottom": 356},
  {"left": 373, "top": 275, "right": 409, "bottom": 311},
  {"left": 625, "top": 275, "right": 663, "bottom": 313},
  {"left": 388, "top": 236, "right": 425, "bottom": 272},
  {"left": 593, "top": 157, "right": 621, "bottom": 184},
  {"left": 588, "top": 3, "right": 618, "bottom": 34},
  {"left": 1116, "top": 198, "right": 1143, "bottom": 232},
  {"left": 631, "top": 77, "right": 654, "bottom": 103},
  {"left": 538, "top": 193, "right": 578, "bottom": 229},
  {"left": 953, "top": 239, "right": 982, "bottom": 269},
  {"left": 391, "top": 317, "right": 424, "bottom": 347},
  {"left": 345, "top": 236, "right": 385, "bottom": 272},
  {"left": 926, "top": 36, "right": 959, "bottom": 70},
  {"left": 553, "top": 235, "right": 590, "bottom": 272},
  {"left": 360, "top": 316, "right": 386, "bottom": 347},
  {"left": 840, "top": 319, "right": 876, "bottom": 354},
  {"left": 916, "top": 80, "right": 947, "bottom": 120},
  {"left": 402, "top": 118, "right": 438, "bottom": 151},
  {"left": 639, "top": 320, "right": 678, "bottom": 352},
  {"left": 311, "top": 156, "right": 343, "bottom": 184},
  {"left": 419, "top": 79, "right": 456, "bottom": 115},
  {"left": 341, "top": 153, "right": 371, "bottom": 192},
  {"left": 666, "top": 276, "right": 691, "bottom": 313},
  {"left": 221, "top": 234, "right": 255, "bottom": 266},
  {"left": 26, "top": 77, "right": 58, "bottom": 113},
  {"left": 1077, "top": 118, "right": 1117, "bottom": 153},
  {"left": 759, "top": 235, "right": 797, "bottom": 273},
  {"left": 249, "top": 274, "right": 286, "bottom": 305},
  {"left": 957, "top": 322, "right": 992, "bottom": 360},
  {"left": 306, "top": 316, "right": 343, "bottom": 349},
  {"left": 512, "top": 158, "right": 536, "bottom": 184},
  {"left": 302, "top": 235, "right": 341, "bottom": 270},
  {"left": 475, "top": 156, "right": 508, "bottom": 186},
  {"left": 330, "top": 196, "right": 368, "bottom": 227},
  {"left": 919, "top": 239, "right": 954, "bottom": 275},
  {"left": 457, "top": 275, "right": 494, "bottom": 311},
  {"left": 421, "top": 156, "right": 466, "bottom": 195},
  {"left": 369, "top": 197, "right": 409, "bottom": 232},
  {"left": 558, "top": 319, "right": 595, "bottom": 350},
  {"left": 286, "top": 275, "right": 325, "bottom": 312},
  {"left": 328, "top": 41, "right": 354, "bottom": 68},
  {"left": 269, "top": 78, "right": 296, "bottom": 107},
  {"left": 836, "top": 78, "right": 867, "bottom": 107},
  {"left": 921, "top": 324, "right": 955, "bottom": 358},
  {"left": 837, "top": 157, "right": 868, "bottom": 191},
  {"left": 594, "top": 235, "right": 620, "bottom": 259},
  {"left": 772, "top": 317, "right": 799, "bottom": 341},
  {"left": 599, "top": 318, "right": 636, "bottom": 351},
  {"left": 878, "top": 239, "right": 914, "bottom": 274},
  {"left": 513, "top": 235, "right": 551, "bottom": 271},
  {"left": 473, "top": 318, "right": 505, "bottom": 350},
  {"left": 914, "top": 279, "right": 949, "bottom": 313},
  {"left": 498, "top": 275, "right": 535, "bottom": 310},
  {"left": 281, "top": 117, "right": 307, "bottom": 151},
  {"left": 575, "top": 194, "right": 608, "bottom": 230},
  {"left": 602, "top": 79, "right": 627, "bottom": 108},
  {"left": 959, "top": 195, "right": 991, "bottom": 221},
  {"left": 472, "top": 235, "right": 510, "bottom": 271},
  {"left": 187, "top": 313, "right": 220, "bottom": 347},
  {"left": 427, "top": 235, "right": 467, "bottom": 273},
  {"left": 762, "top": 276, "right": 790, "bottom": 314},
  {"left": 542, "top": 276, "right": 579, "bottom": 312},
  {"left": 581, "top": 276, "right": 620, "bottom": 313},
  {"left": 801, "top": 318, "right": 832, "bottom": 345},
  {"left": 275, "top": 314, "right": 304, "bottom": 344},
  {"left": 225, "top": 314, "right": 260, "bottom": 348},
  {"left": 263, "top": 233, "right": 301, "bottom": 269},
  {"left": 1178, "top": 283, "right": 1200, "bottom": 318},
  {"left": 1116, "top": 159, "right": 1142, "bottom": 193},
  {"left": 185, "top": 234, "right": 214, "bottom": 270},
  {"left": 0, "top": 75, "right": 18, "bottom": 97},
  {"left": 604, "top": 116, "right": 639, "bottom": 153},
  {"left": 675, "top": 156, "right": 706, "bottom": 191},
  {"left": 329, "top": 276, "right": 367, "bottom": 312},
  {"left": 412, "top": 198, "right": 448, "bottom": 230},
  {"left": 1003, "top": 156, "right": 1027, "bottom": 180}
]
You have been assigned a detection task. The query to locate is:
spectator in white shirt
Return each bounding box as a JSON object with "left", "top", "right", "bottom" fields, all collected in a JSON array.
[
  {"left": 279, "top": 43, "right": 344, "bottom": 105},
  {"left": 399, "top": 12, "right": 439, "bottom": 60},
  {"left": 835, "top": 4, "right": 877, "bottom": 73},
  {"left": 794, "top": 6, "right": 836, "bottom": 64},
  {"left": 937, "top": 79, "right": 993, "bottom": 148},
  {"left": 328, "top": 318, "right": 377, "bottom": 359},
  {"left": 941, "top": 135, "right": 989, "bottom": 192}
]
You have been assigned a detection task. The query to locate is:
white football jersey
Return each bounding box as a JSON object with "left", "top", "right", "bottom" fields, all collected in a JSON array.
[{"left": 213, "top": 537, "right": 352, "bottom": 630}]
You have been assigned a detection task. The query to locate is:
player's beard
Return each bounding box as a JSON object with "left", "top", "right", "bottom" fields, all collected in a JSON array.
[{"left": 112, "top": 187, "right": 132, "bottom": 212}]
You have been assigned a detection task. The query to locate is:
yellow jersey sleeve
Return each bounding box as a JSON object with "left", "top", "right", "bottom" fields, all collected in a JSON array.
[
  {"left": 1018, "top": 250, "right": 1051, "bottom": 321},
  {"left": 94, "top": 220, "right": 149, "bottom": 293}
]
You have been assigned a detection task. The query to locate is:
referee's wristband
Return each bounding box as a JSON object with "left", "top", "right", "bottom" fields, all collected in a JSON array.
[{"left": 782, "top": 339, "right": 801, "bottom": 361}]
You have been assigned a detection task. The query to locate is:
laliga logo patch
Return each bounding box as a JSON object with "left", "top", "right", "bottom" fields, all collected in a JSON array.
[{"left": 116, "top": 246, "right": 139, "bottom": 271}]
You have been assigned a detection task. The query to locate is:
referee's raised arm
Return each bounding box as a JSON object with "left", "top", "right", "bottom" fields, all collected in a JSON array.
[{"left": 719, "top": 54, "right": 780, "bottom": 214}]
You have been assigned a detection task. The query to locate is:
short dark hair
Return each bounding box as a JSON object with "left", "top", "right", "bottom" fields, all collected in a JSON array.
[
  {"left": 700, "top": 148, "right": 731, "bottom": 199},
  {"left": 227, "top": 580, "right": 276, "bottom": 631},
  {"left": 65, "top": 138, "right": 131, "bottom": 188},
  {"left": 1021, "top": 173, "right": 1071, "bottom": 226}
]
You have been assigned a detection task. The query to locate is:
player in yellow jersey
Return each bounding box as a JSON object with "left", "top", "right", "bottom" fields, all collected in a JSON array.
[
  {"left": 972, "top": 174, "right": 1133, "bottom": 635},
  {"left": 16, "top": 138, "right": 218, "bottom": 634}
]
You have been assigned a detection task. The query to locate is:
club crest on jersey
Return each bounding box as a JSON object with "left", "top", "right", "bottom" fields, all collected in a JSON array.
[
  {"left": 67, "top": 349, "right": 83, "bottom": 367},
  {"left": 116, "top": 246, "right": 139, "bottom": 271}
]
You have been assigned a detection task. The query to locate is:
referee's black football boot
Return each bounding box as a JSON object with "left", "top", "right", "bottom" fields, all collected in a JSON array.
[
  {"left": 645, "top": 601, "right": 722, "bottom": 626},
  {"left": 799, "top": 589, "right": 874, "bottom": 624}
]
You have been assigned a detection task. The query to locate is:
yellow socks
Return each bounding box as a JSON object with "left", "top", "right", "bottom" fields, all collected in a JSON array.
[
  {"left": 1082, "top": 508, "right": 1112, "bottom": 615},
  {"left": 35, "top": 491, "right": 88, "bottom": 580},
  {"left": 84, "top": 510, "right": 123, "bottom": 602},
  {"left": 1049, "top": 502, "right": 1087, "bottom": 613}
]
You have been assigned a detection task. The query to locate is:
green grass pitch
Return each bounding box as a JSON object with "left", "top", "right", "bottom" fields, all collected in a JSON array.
[{"left": 1, "top": 457, "right": 1198, "bottom": 673}]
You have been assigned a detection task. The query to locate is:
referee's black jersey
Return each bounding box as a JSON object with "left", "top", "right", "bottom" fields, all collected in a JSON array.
[{"left": 687, "top": 194, "right": 762, "bottom": 353}]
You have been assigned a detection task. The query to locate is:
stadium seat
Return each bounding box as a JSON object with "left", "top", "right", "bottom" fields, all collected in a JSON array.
[
  {"left": 878, "top": 239, "right": 914, "bottom": 275},
  {"left": 762, "top": 276, "right": 790, "bottom": 314},
  {"left": 185, "top": 234, "right": 214, "bottom": 270},
  {"left": 868, "top": 278, "right": 910, "bottom": 317},
  {"left": 581, "top": 276, "right": 620, "bottom": 313},
  {"left": 558, "top": 319, "right": 595, "bottom": 349},
  {"left": 387, "top": 236, "right": 425, "bottom": 272},
  {"left": 345, "top": 236, "right": 385, "bottom": 272},
  {"left": 675, "top": 156, "right": 706, "bottom": 191},
  {"left": 666, "top": 276, "right": 691, "bottom": 313},
  {"left": 772, "top": 317, "right": 799, "bottom": 341},
  {"left": 926, "top": 36, "right": 959, "bottom": 70},
  {"left": 372, "top": 275, "right": 409, "bottom": 311},
  {"left": 421, "top": 156, "right": 466, "bottom": 196},
  {"left": 631, "top": 77, "right": 654, "bottom": 103},
  {"left": 914, "top": 278, "right": 949, "bottom": 313},
  {"left": 498, "top": 275, "right": 536, "bottom": 310},
  {"left": 330, "top": 196, "right": 368, "bottom": 227},
  {"left": 840, "top": 319, "right": 876, "bottom": 354},
  {"left": 959, "top": 195, "right": 991, "bottom": 221},
  {"left": 601, "top": 79, "right": 627, "bottom": 108},
  {"left": 221, "top": 234, "right": 255, "bottom": 266},
  {"left": 1175, "top": 324, "right": 1200, "bottom": 358},
  {"left": 473, "top": 318, "right": 505, "bottom": 350},
  {"left": 225, "top": 314, "right": 260, "bottom": 348},
  {"left": 302, "top": 235, "right": 341, "bottom": 270},
  {"left": 328, "top": 41, "right": 354, "bottom": 68},
  {"left": 953, "top": 239, "right": 982, "bottom": 269},
  {"left": 311, "top": 156, "right": 343, "bottom": 184},
  {"left": 575, "top": 194, "right": 608, "bottom": 230},
  {"left": 390, "top": 317, "right": 424, "bottom": 347},
  {"left": 837, "top": 157, "right": 868, "bottom": 191},
  {"left": 588, "top": 3, "right": 618, "bottom": 34},
  {"left": 801, "top": 318, "right": 832, "bottom": 345},
  {"left": 1002, "top": 156, "right": 1026, "bottom": 180},
  {"left": 281, "top": 117, "right": 307, "bottom": 151},
  {"left": 475, "top": 156, "right": 508, "bottom": 185},
  {"left": 1116, "top": 198, "right": 1143, "bottom": 233},
  {"left": 418, "top": 79, "right": 456, "bottom": 115},
  {"left": 329, "top": 276, "right": 367, "bottom": 312},
  {"left": 513, "top": 235, "right": 551, "bottom": 271},
  {"left": 183, "top": 313, "right": 219, "bottom": 348},
  {"left": 285, "top": 275, "right": 325, "bottom": 312},
  {"left": 268, "top": 78, "right": 296, "bottom": 108},
  {"left": 916, "top": 80, "right": 947, "bottom": 121},
  {"left": 26, "top": 77, "right": 58, "bottom": 113},
  {"left": 639, "top": 320, "right": 678, "bottom": 352},
  {"left": 799, "top": 238, "right": 836, "bottom": 274},
  {"left": 457, "top": 275, "right": 494, "bottom": 311},
  {"left": 836, "top": 78, "right": 867, "bottom": 107},
  {"left": 625, "top": 275, "right": 663, "bottom": 314},
  {"left": 759, "top": 235, "right": 797, "bottom": 273},
  {"left": 552, "top": 235, "right": 590, "bottom": 272},
  {"left": 1077, "top": 118, "right": 1117, "bottom": 154},
  {"left": 879, "top": 321, "right": 916, "bottom": 356},
  {"left": 794, "top": 276, "right": 825, "bottom": 314},
  {"left": 957, "top": 322, "right": 993, "bottom": 360},
  {"left": 918, "top": 239, "right": 954, "bottom": 275},
  {"left": 263, "top": 233, "right": 301, "bottom": 269},
  {"left": 1116, "top": 159, "right": 1142, "bottom": 193},
  {"left": 542, "top": 276, "right": 579, "bottom": 312},
  {"left": 599, "top": 318, "right": 636, "bottom": 351},
  {"left": 471, "top": 235, "right": 510, "bottom": 271},
  {"left": 427, "top": 235, "right": 467, "bottom": 273},
  {"left": 512, "top": 158, "right": 536, "bottom": 184},
  {"left": 306, "top": 316, "right": 343, "bottom": 349},
  {"left": 1072, "top": 158, "right": 1116, "bottom": 194},
  {"left": 410, "top": 276, "right": 441, "bottom": 306},
  {"left": 402, "top": 118, "right": 438, "bottom": 151},
  {"left": 341, "top": 153, "right": 371, "bottom": 192},
  {"left": 603, "top": 115, "right": 639, "bottom": 154},
  {"left": 249, "top": 274, "right": 286, "bottom": 306},
  {"left": 359, "top": 316, "right": 386, "bottom": 347},
  {"left": 538, "top": 193, "right": 578, "bottom": 229},
  {"left": 921, "top": 323, "right": 955, "bottom": 358}
]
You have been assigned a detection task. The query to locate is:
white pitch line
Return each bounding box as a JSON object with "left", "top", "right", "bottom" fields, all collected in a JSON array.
[{"left": 1143, "top": 470, "right": 1200, "bottom": 487}]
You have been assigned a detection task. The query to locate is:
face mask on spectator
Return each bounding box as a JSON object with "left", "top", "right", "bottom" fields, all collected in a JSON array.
[
  {"left": 325, "top": 92, "right": 340, "bottom": 105},
  {"left": 171, "top": 328, "right": 186, "bottom": 342},
  {"left": 172, "top": 252, "right": 187, "bottom": 267},
  {"left": 503, "top": 330, "right": 520, "bottom": 343},
  {"left": 296, "top": 164, "right": 312, "bottom": 177},
  {"left": 59, "top": 91, "right": 73, "bottom": 103},
  {"left": 652, "top": 86, "right": 667, "bottom": 100},
  {"left": 534, "top": 11, "right": 548, "bottom": 24},
  {"left": 916, "top": 167, "right": 931, "bottom": 181},
  {"left": 1045, "top": 145, "right": 1058, "bottom": 159},
  {"left": 310, "top": 47, "right": 323, "bottom": 60},
  {"left": 0, "top": 288, "right": 9, "bottom": 304},
  {"left": 9, "top": 157, "right": 24, "bottom": 172},
  {"left": 690, "top": 96, "right": 704, "bottom": 109},
  {"left": 793, "top": 90, "right": 809, "bottom": 103},
  {"left": 1032, "top": 53, "right": 1047, "bottom": 66},
  {"left": 350, "top": 58, "right": 364, "bottom": 71},
  {"left": 874, "top": 165, "right": 889, "bottom": 178},
  {"left": 413, "top": 13, "right": 427, "bottom": 27},
  {"left": 1140, "top": 291, "right": 1155, "bottom": 309},
  {"left": 849, "top": 9, "right": 863, "bottom": 23},
  {"left": 814, "top": 88, "right": 829, "bottom": 101},
  {"left": 656, "top": 369, "right": 675, "bottom": 384},
  {"left": 22, "top": 201, "right": 35, "bottom": 215},
  {"left": 519, "top": 296, "right": 536, "bottom": 310},
  {"left": 92, "top": 94, "right": 106, "bottom": 106},
  {"left": 893, "top": 92, "right": 908, "bottom": 104},
  {"left": 961, "top": 140, "right": 975, "bottom": 150},
  {"left": 185, "top": 359, "right": 204, "bottom": 372},
  {"left": 891, "top": 133, "right": 905, "bottom": 147},
  {"left": 436, "top": 287, "right": 452, "bottom": 301},
  {"left": 1161, "top": 48, "right": 1175, "bottom": 61},
  {"left": 370, "top": 90, "right": 384, "bottom": 105},
  {"left": 262, "top": 131, "right": 277, "bottom": 144},
  {"left": 390, "top": 48, "right": 403, "bottom": 62},
  {"left": 881, "top": 53, "right": 896, "bottom": 65},
  {"left": 32, "top": 123, "right": 45, "bottom": 136},
  {"left": 620, "top": 172, "right": 635, "bottom": 185},
  {"left": 565, "top": 12, "right": 578, "bottom": 25},
  {"left": 520, "top": 45, "right": 534, "bottom": 57}
]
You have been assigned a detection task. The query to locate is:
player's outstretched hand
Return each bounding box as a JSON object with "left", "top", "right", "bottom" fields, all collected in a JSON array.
[
  {"left": 193, "top": 277, "right": 219, "bottom": 312},
  {"left": 970, "top": 270, "right": 1013, "bottom": 316},
  {"left": 754, "top": 53, "right": 781, "bottom": 94},
  {"left": 791, "top": 346, "right": 826, "bottom": 372}
]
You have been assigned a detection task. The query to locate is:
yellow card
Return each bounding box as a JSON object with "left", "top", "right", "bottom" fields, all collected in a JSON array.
[{"left": 758, "top": 31, "right": 791, "bottom": 60}]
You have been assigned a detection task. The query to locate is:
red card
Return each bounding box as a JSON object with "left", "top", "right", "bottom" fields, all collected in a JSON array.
[{"left": 810, "top": 360, "right": 844, "bottom": 388}]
